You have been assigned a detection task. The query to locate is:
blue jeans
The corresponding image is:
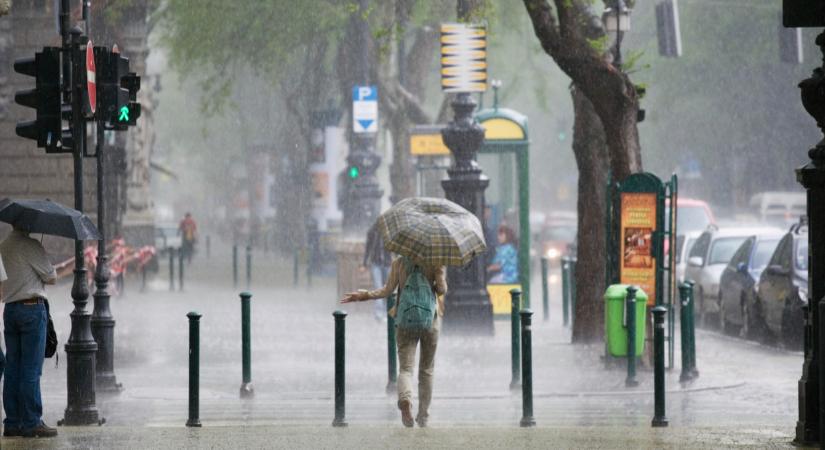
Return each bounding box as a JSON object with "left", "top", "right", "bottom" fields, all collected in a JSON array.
[{"left": 3, "top": 301, "right": 47, "bottom": 430}]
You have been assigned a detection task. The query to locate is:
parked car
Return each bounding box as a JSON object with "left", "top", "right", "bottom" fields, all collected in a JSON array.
[
  {"left": 749, "top": 191, "right": 806, "bottom": 228},
  {"left": 674, "top": 198, "right": 716, "bottom": 234},
  {"left": 675, "top": 230, "right": 702, "bottom": 284},
  {"left": 752, "top": 219, "right": 808, "bottom": 348},
  {"left": 154, "top": 223, "right": 182, "bottom": 256},
  {"left": 718, "top": 231, "right": 784, "bottom": 336},
  {"left": 685, "top": 225, "right": 782, "bottom": 326}
]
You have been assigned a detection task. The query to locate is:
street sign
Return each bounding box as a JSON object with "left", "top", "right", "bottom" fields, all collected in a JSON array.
[
  {"left": 410, "top": 125, "right": 449, "bottom": 156},
  {"left": 352, "top": 86, "right": 377, "bottom": 133},
  {"left": 86, "top": 40, "right": 96, "bottom": 114},
  {"left": 440, "top": 23, "right": 487, "bottom": 93}
]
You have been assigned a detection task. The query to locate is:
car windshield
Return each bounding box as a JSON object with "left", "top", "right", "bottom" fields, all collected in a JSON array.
[
  {"left": 677, "top": 205, "right": 711, "bottom": 234},
  {"left": 543, "top": 226, "right": 576, "bottom": 242},
  {"left": 752, "top": 239, "right": 779, "bottom": 270},
  {"left": 708, "top": 237, "right": 748, "bottom": 265},
  {"left": 796, "top": 239, "right": 809, "bottom": 271}
]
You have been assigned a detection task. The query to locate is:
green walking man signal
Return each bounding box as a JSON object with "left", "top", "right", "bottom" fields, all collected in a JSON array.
[
  {"left": 348, "top": 166, "right": 360, "bottom": 179},
  {"left": 118, "top": 106, "right": 130, "bottom": 122}
]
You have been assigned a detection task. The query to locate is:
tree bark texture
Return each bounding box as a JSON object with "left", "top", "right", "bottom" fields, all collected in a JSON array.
[
  {"left": 571, "top": 86, "right": 609, "bottom": 343},
  {"left": 522, "top": 0, "right": 643, "bottom": 342}
]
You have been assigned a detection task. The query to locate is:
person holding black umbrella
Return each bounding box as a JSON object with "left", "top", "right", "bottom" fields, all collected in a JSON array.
[{"left": 0, "top": 226, "right": 58, "bottom": 438}]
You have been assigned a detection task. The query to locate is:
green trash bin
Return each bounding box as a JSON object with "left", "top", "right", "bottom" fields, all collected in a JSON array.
[{"left": 605, "top": 284, "right": 648, "bottom": 357}]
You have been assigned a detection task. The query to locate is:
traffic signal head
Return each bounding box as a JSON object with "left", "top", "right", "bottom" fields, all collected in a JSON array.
[
  {"left": 14, "top": 47, "right": 63, "bottom": 151},
  {"left": 94, "top": 46, "right": 140, "bottom": 129}
]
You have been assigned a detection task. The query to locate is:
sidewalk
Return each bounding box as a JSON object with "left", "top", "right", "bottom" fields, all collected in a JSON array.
[{"left": 2, "top": 242, "right": 806, "bottom": 448}]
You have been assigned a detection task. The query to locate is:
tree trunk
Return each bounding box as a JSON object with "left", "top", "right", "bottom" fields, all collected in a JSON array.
[{"left": 570, "top": 86, "right": 609, "bottom": 343}]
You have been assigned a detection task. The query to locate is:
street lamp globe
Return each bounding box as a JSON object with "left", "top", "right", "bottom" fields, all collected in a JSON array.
[{"left": 602, "top": 0, "right": 631, "bottom": 33}]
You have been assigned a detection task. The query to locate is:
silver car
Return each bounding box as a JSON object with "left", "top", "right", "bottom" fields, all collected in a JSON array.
[{"left": 684, "top": 226, "right": 782, "bottom": 326}]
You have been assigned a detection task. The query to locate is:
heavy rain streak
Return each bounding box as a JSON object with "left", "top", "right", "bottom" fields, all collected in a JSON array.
[{"left": 0, "top": 0, "right": 821, "bottom": 448}]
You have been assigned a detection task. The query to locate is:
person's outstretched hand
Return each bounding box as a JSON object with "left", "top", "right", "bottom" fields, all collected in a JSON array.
[{"left": 341, "top": 290, "right": 367, "bottom": 303}]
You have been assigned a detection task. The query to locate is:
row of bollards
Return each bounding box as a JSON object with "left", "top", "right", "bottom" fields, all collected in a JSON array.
[
  {"left": 232, "top": 244, "right": 253, "bottom": 290},
  {"left": 679, "top": 282, "right": 699, "bottom": 382},
  {"left": 540, "top": 257, "right": 550, "bottom": 322}
]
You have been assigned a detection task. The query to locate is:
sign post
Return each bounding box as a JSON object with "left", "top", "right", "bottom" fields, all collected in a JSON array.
[{"left": 352, "top": 86, "right": 377, "bottom": 134}]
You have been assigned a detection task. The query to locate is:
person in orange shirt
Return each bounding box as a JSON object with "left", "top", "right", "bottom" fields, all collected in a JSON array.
[{"left": 178, "top": 213, "right": 198, "bottom": 264}]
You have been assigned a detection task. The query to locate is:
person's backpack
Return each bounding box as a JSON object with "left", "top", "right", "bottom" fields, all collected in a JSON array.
[{"left": 396, "top": 258, "right": 436, "bottom": 332}]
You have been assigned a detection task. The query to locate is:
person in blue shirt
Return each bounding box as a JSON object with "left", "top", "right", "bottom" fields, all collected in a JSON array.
[{"left": 488, "top": 224, "right": 518, "bottom": 284}]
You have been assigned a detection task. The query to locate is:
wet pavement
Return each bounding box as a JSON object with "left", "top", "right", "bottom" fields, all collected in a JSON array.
[{"left": 0, "top": 242, "right": 809, "bottom": 448}]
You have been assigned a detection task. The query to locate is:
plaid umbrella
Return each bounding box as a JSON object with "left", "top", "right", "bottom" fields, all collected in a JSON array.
[{"left": 377, "top": 197, "right": 486, "bottom": 267}]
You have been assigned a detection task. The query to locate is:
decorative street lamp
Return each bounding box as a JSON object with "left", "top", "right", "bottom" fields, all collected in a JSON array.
[{"left": 602, "top": 0, "right": 632, "bottom": 67}]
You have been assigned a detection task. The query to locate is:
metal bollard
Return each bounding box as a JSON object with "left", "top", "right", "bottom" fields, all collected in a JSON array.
[
  {"left": 510, "top": 288, "right": 521, "bottom": 390},
  {"left": 519, "top": 309, "right": 536, "bottom": 427},
  {"left": 570, "top": 256, "right": 577, "bottom": 328},
  {"left": 169, "top": 248, "right": 175, "bottom": 292},
  {"left": 540, "top": 257, "right": 550, "bottom": 322},
  {"left": 625, "top": 286, "right": 639, "bottom": 387},
  {"left": 561, "top": 256, "right": 570, "bottom": 327},
  {"left": 186, "top": 311, "right": 202, "bottom": 427},
  {"left": 179, "top": 246, "right": 185, "bottom": 291},
  {"left": 679, "top": 282, "right": 695, "bottom": 382},
  {"left": 206, "top": 235, "right": 210, "bottom": 259},
  {"left": 332, "top": 310, "right": 348, "bottom": 427},
  {"left": 141, "top": 265, "right": 147, "bottom": 292},
  {"left": 652, "top": 305, "right": 669, "bottom": 427},
  {"left": 386, "top": 294, "right": 397, "bottom": 394},
  {"left": 246, "top": 245, "right": 252, "bottom": 290},
  {"left": 240, "top": 292, "right": 254, "bottom": 398},
  {"left": 293, "top": 249, "right": 299, "bottom": 287},
  {"left": 232, "top": 244, "right": 238, "bottom": 289}
]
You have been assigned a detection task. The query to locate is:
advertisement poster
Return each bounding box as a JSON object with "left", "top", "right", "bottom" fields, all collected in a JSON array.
[{"left": 620, "top": 193, "right": 657, "bottom": 305}]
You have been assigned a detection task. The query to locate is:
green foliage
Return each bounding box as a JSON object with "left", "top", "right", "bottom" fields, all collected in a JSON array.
[{"left": 587, "top": 35, "right": 609, "bottom": 54}]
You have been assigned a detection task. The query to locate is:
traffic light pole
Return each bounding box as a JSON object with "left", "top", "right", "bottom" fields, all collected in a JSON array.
[
  {"left": 61, "top": 26, "right": 100, "bottom": 427},
  {"left": 91, "top": 119, "right": 122, "bottom": 394}
]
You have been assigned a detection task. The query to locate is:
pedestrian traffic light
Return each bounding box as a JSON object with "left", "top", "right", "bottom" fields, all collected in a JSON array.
[
  {"left": 14, "top": 47, "right": 64, "bottom": 152},
  {"left": 94, "top": 45, "right": 140, "bottom": 130},
  {"left": 655, "top": 0, "right": 682, "bottom": 58},
  {"left": 348, "top": 165, "right": 360, "bottom": 179}
]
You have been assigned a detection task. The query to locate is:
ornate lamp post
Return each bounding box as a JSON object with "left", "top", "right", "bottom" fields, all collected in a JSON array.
[
  {"left": 795, "top": 30, "right": 825, "bottom": 447},
  {"left": 441, "top": 92, "right": 494, "bottom": 335},
  {"left": 602, "top": 0, "right": 632, "bottom": 68}
]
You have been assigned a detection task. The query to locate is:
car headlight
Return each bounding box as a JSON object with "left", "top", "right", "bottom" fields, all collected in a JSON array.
[
  {"left": 546, "top": 248, "right": 561, "bottom": 259},
  {"left": 799, "top": 288, "right": 808, "bottom": 304}
]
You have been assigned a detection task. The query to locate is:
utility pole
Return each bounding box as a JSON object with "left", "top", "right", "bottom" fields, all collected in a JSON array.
[{"left": 341, "top": 0, "right": 383, "bottom": 234}]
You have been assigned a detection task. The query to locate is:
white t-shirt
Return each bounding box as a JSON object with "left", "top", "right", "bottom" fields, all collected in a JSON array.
[{"left": 0, "top": 230, "right": 56, "bottom": 302}]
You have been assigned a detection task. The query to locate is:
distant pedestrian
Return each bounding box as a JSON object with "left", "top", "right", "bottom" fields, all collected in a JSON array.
[
  {"left": 487, "top": 224, "right": 519, "bottom": 284},
  {"left": 0, "top": 226, "right": 58, "bottom": 438},
  {"left": 342, "top": 256, "right": 447, "bottom": 428},
  {"left": 178, "top": 212, "right": 198, "bottom": 264},
  {"left": 361, "top": 222, "right": 392, "bottom": 322}
]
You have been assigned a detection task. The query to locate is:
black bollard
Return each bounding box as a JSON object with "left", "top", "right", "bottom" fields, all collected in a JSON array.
[
  {"left": 232, "top": 244, "right": 238, "bottom": 289},
  {"left": 293, "top": 249, "right": 299, "bottom": 287},
  {"left": 246, "top": 244, "right": 252, "bottom": 290},
  {"left": 141, "top": 265, "right": 147, "bottom": 292},
  {"left": 206, "top": 235, "right": 210, "bottom": 259},
  {"left": 510, "top": 288, "right": 521, "bottom": 390},
  {"left": 169, "top": 248, "right": 175, "bottom": 292},
  {"left": 625, "top": 286, "right": 639, "bottom": 387},
  {"left": 540, "top": 257, "right": 550, "bottom": 322},
  {"left": 652, "top": 305, "right": 669, "bottom": 427},
  {"left": 186, "top": 311, "right": 202, "bottom": 427},
  {"left": 386, "top": 294, "right": 397, "bottom": 394},
  {"left": 520, "top": 309, "right": 536, "bottom": 427},
  {"left": 240, "top": 293, "right": 254, "bottom": 398},
  {"left": 179, "top": 246, "right": 184, "bottom": 291},
  {"left": 332, "top": 310, "right": 348, "bottom": 427},
  {"left": 561, "top": 256, "right": 570, "bottom": 327},
  {"left": 679, "top": 282, "right": 696, "bottom": 382}
]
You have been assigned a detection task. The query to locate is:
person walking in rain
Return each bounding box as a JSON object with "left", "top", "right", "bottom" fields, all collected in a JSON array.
[
  {"left": 342, "top": 256, "right": 447, "bottom": 428},
  {"left": 361, "top": 222, "right": 392, "bottom": 322},
  {"left": 178, "top": 212, "right": 198, "bottom": 264},
  {"left": 0, "top": 226, "right": 58, "bottom": 438},
  {"left": 340, "top": 197, "right": 487, "bottom": 428}
]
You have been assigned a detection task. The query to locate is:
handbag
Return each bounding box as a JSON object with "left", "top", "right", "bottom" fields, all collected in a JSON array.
[{"left": 44, "top": 299, "right": 57, "bottom": 358}]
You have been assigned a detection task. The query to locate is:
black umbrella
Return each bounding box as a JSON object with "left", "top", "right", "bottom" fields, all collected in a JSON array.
[{"left": 0, "top": 198, "right": 101, "bottom": 241}]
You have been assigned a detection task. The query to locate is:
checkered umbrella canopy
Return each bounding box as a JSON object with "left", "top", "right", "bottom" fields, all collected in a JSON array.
[{"left": 377, "top": 197, "right": 486, "bottom": 267}]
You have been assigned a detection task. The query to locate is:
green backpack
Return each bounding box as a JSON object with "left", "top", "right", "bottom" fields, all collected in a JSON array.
[{"left": 396, "top": 258, "right": 436, "bottom": 332}]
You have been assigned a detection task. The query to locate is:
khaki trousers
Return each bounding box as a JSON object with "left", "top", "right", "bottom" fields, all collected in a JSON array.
[{"left": 396, "top": 314, "right": 440, "bottom": 422}]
